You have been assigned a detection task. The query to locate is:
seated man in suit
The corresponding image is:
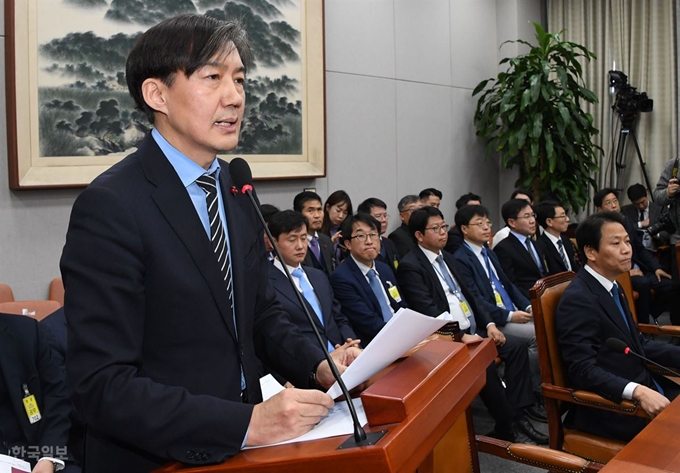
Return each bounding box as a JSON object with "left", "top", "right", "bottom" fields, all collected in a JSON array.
[
  {"left": 453, "top": 205, "right": 544, "bottom": 419},
  {"left": 330, "top": 214, "right": 407, "bottom": 346},
  {"left": 494, "top": 199, "right": 547, "bottom": 299},
  {"left": 419, "top": 188, "right": 442, "bottom": 208},
  {"left": 556, "top": 211, "right": 680, "bottom": 441},
  {"left": 396, "top": 207, "right": 547, "bottom": 444},
  {"left": 594, "top": 188, "right": 673, "bottom": 324},
  {"left": 357, "top": 198, "right": 399, "bottom": 270},
  {"left": 259, "top": 204, "right": 279, "bottom": 262},
  {"left": 535, "top": 200, "right": 580, "bottom": 275},
  {"left": 492, "top": 189, "right": 533, "bottom": 249},
  {"left": 622, "top": 183, "right": 661, "bottom": 249},
  {"left": 294, "top": 191, "right": 335, "bottom": 275},
  {"left": 268, "top": 210, "right": 357, "bottom": 356},
  {"left": 444, "top": 192, "right": 482, "bottom": 254},
  {"left": 0, "top": 312, "right": 79, "bottom": 472},
  {"left": 389, "top": 194, "right": 422, "bottom": 258}
]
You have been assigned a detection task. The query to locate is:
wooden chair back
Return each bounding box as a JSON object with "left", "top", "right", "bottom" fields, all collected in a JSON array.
[
  {"left": 0, "top": 284, "right": 14, "bottom": 303},
  {"left": 49, "top": 278, "right": 65, "bottom": 307}
]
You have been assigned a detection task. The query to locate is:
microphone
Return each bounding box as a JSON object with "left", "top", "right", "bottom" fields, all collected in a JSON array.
[
  {"left": 605, "top": 337, "right": 680, "bottom": 378},
  {"left": 229, "top": 158, "right": 385, "bottom": 449}
]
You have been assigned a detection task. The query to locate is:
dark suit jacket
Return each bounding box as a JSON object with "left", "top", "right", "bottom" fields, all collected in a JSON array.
[
  {"left": 453, "top": 244, "right": 530, "bottom": 327},
  {"left": 395, "top": 247, "right": 493, "bottom": 334},
  {"left": 535, "top": 233, "right": 580, "bottom": 275},
  {"left": 303, "top": 232, "right": 335, "bottom": 275},
  {"left": 0, "top": 313, "right": 73, "bottom": 467},
  {"left": 621, "top": 202, "right": 665, "bottom": 249},
  {"left": 40, "top": 308, "right": 67, "bottom": 377},
  {"left": 330, "top": 258, "right": 406, "bottom": 345},
  {"left": 555, "top": 268, "right": 680, "bottom": 441},
  {"left": 620, "top": 215, "right": 661, "bottom": 274},
  {"left": 494, "top": 233, "right": 547, "bottom": 299},
  {"left": 60, "top": 134, "right": 324, "bottom": 472},
  {"left": 376, "top": 236, "right": 399, "bottom": 271},
  {"left": 269, "top": 264, "right": 355, "bottom": 348},
  {"left": 388, "top": 223, "right": 415, "bottom": 259},
  {"left": 444, "top": 225, "right": 465, "bottom": 254}
]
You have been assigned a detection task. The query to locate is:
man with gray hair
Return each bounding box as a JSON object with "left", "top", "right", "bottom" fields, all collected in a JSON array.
[{"left": 389, "top": 194, "right": 422, "bottom": 257}]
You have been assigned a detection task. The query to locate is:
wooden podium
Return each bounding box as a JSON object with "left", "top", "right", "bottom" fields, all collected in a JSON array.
[{"left": 154, "top": 338, "right": 496, "bottom": 473}]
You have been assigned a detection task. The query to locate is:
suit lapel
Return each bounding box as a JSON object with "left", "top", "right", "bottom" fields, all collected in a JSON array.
[
  {"left": 415, "top": 249, "right": 448, "bottom": 305},
  {"left": 508, "top": 234, "right": 541, "bottom": 273},
  {"left": 142, "top": 138, "right": 237, "bottom": 342},
  {"left": 306, "top": 270, "right": 332, "bottom": 327},
  {"left": 461, "top": 245, "right": 493, "bottom": 298},
  {"left": 347, "top": 258, "right": 382, "bottom": 314},
  {"left": 580, "top": 271, "right": 637, "bottom": 346},
  {"left": 542, "top": 234, "right": 567, "bottom": 272},
  {"left": 270, "top": 267, "right": 324, "bottom": 331}
]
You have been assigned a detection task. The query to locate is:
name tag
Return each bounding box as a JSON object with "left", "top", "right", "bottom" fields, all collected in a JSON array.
[
  {"left": 460, "top": 300, "right": 472, "bottom": 317},
  {"left": 22, "top": 385, "right": 41, "bottom": 424},
  {"left": 388, "top": 285, "right": 402, "bottom": 302},
  {"left": 494, "top": 291, "right": 505, "bottom": 308}
]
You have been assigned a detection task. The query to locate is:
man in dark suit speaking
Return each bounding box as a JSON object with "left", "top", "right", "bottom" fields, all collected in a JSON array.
[
  {"left": 556, "top": 211, "right": 680, "bottom": 441},
  {"left": 60, "top": 15, "right": 357, "bottom": 473}
]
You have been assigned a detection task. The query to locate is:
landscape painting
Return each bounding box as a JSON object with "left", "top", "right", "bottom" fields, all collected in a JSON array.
[{"left": 6, "top": 0, "right": 325, "bottom": 189}]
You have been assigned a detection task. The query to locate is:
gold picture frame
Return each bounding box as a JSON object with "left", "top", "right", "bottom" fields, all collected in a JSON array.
[{"left": 5, "top": 0, "right": 326, "bottom": 189}]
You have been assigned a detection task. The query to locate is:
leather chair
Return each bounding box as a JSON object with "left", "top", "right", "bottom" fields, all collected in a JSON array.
[
  {"left": 530, "top": 272, "right": 649, "bottom": 464},
  {"left": 0, "top": 300, "right": 61, "bottom": 321},
  {"left": 49, "top": 277, "right": 65, "bottom": 307},
  {"left": 0, "top": 284, "right": 14, "bottom": 303}
]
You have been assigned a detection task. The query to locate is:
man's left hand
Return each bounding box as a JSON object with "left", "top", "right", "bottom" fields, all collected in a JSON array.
[
  {"left": 315, "top": 343, "right": 362, "bottom": 388},
  {"left": 32, "top": 460, "right": 55, "bottom": 473},
  {"left": 655, "top": 268, "right": 672, "bottom": 282},
  {"left": 487, "top": 325, "right": 506, "bottom": 346}
]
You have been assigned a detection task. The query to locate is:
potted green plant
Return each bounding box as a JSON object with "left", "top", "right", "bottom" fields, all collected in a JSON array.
[{"left": 473, "top": 22, "right": 600, "bottom": 213}]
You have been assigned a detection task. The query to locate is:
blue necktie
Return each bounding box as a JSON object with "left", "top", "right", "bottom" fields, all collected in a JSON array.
[
  {"left": 525, "top": 237, "right": 544, "bottom": 273},
  {"left": 436, "top": 255, "right": 476, "bottom": 335},
  {"left": 482, "top": 248, "right": 515, "bottom": 311},
  {"left": 367, "top": 269, "right": 393, "bottom": 323},
  {"left": 292, "top": 268, "right": 334, "bottom": 352},
  {"left": 611, "top": 282, "right": 664, "bottom": 395}
]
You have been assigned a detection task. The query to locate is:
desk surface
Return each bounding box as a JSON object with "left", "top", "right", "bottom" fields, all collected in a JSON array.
[{"left": 600, "top": 396, "right": 680, "bottom": 472}]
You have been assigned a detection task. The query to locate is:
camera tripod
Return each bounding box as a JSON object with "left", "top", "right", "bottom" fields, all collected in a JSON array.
[{"left": 612, "top": 111, "right": 654, "bottom": 200}]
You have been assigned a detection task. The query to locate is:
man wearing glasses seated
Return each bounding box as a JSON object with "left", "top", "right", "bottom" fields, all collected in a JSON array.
[
  {"left": 395, "top": 207, "right": 547, "bottom": 445},
  {"left": 494, "top": 199, "right": 548, "bottom": 299},
  {"left": 331, "top": 214, "right": 407, "bottom": 346},
  {"left": 535, "top": 201, "right": 580, "bottom": 275}
]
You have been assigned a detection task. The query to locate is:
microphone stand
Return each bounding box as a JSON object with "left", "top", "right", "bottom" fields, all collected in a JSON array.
[{"left": 241, "top": 185, "right": 387, "bottom": 449}]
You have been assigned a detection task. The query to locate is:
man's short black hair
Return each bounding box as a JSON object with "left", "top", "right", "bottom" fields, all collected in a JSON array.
[
  {"left": 293, "top": 191, "right": 322, "bottom": 212},
  {"left": 511, "top": 188, "right": 533, "bottom": 201},
  {"left": 535, "top": 200, "right": 562, "bottom": 229},
  {"left": 268, "top": 210, "right": 308, "bottom": 239},
  {"left": 409, "top": 206, "right": 444, "bottom": 237},
  {"left": 260, "top": 204, "right": 280, "bottom": 224},
  {"left": 501, "top": 199, "right": 533, "bottom": 226},
  {"left": 627, "top": 183, "right": 647, "bottom": 202},
  {"left": 340, "top": 214, "right": 381, "bottom": 246},
  {"left": 419, "top": 188, "right": 443, "bottom": 200},
  {"left": 126, "top": 14, "right": 253, "bottom": 123},
  {"left": 454, "top": 205, "right": 489, "bottom": 228},
  {"left": 455, "top": 192, "right": 482, "bottom": 210},
  {"left": 357, "top": 198, "right": 387, "bottom": 215},
  {"left": 593, "top": 188, "right": 619, "bottom": 208},
  {"left": 575, "top": 211, "right": 627, "bottom": 262}
]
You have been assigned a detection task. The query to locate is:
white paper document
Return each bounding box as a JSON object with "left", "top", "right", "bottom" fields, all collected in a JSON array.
[
  {"left": 0, "top": 454, "right": 30, "bottom": 473},
  {"left": 326, "top": 308, "right": 448, "bottom": 399},
  {"left": 245, "top": 375, "right": 368, "bottom": 449}
]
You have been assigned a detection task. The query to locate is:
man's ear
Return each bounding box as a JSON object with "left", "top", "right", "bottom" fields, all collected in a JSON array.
[
  {"left": 414, "top": 231, "right": 424, "bottom": 243},
  {"left": 583, "top": 245, "right": 597, "bottom": 263},
  {"left": 507, "top": 218, "right": 516, "bottom": 230},
  {"left": 459, "top": 225, "right": 468, "bottom": 237},
  {"left": 141, "top": 78, "right": 168, "bottom": 116}
]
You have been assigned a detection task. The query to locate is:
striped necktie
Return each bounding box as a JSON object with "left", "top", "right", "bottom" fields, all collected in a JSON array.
[{"left": 196, "top": 172, "right": 233, "bottom": 310}]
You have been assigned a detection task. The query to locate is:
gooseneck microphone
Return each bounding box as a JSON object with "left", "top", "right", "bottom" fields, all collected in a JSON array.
[
  {"left": 605, "top": 337, "right": 680, "bottom": 378},
  {"left": 229, "top": 157, "right": 386, "bottom": 449}
]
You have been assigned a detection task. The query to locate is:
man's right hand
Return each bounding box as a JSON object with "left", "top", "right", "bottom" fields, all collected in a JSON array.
[
  {"left": 668, "top": 178, "right": 679, "bottom": 198},
  {"left": 510, "top": 311, "right": 532, "bottom": 324},
  {"left": 629, "top": 268, "right": 644, "bottom": 277},
  {"left": 632, "top": 385, "right": 669, "bottom": 419},
  {"left": 246, "top": 388, "right": 334, "bottom": 446}
]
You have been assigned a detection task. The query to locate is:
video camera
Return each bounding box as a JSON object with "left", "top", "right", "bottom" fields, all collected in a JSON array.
[{"left": 609, "top": 70, "right": 653, "bottom": 114}]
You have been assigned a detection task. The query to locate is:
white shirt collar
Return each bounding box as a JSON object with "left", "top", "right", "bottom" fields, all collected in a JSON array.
[
  {"left": 419, "top": 244, "right": 442, "bottom": 264},
  {"left": 510, "top": 229, "right": 532, "bottom": 243},
  {"left": 544, "top": 231, "right": 561, "bottom": 245},
  {"left": 351, "top": 255, "right": 375, "bottom": 276},
  {"left": 464, "top": 240, "right": 484, "bottom": 255},
  {"left": 584, "top": 264, "right": 615, "bottom": 293},
  {"left": 273, "top": 258, "right": 302, "bottom": 276},
  {"left": 306, "top": 231, "right": 319, "bottom": 242}
]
